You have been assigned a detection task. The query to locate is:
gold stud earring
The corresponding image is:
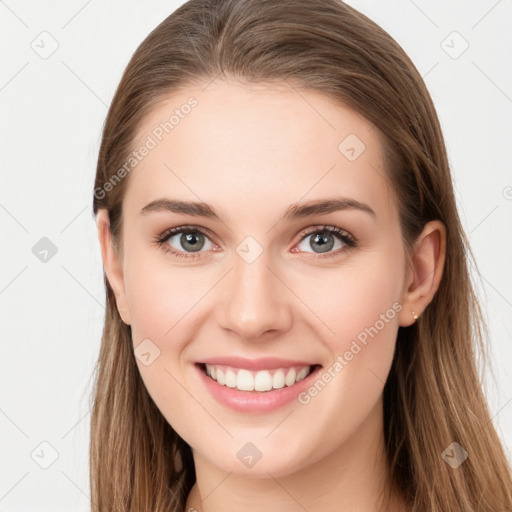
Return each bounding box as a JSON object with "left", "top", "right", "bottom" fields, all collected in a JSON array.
[{"left": 412, "top": 311, "right": 418, "bottom": 320}]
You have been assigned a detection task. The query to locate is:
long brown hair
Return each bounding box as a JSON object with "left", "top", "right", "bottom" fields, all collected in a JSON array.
[{"left": 90, "top": 1, "right": 512, "bottom": 510}]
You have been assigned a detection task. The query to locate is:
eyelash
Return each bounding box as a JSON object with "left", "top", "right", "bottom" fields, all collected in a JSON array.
[{"left": 154, "top": 224, "right": 358, "bottom": 260}]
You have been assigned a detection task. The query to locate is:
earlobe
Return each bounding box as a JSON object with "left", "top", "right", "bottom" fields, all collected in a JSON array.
[
  {"left": 96, "top": 209, "right": 131, "bottom": 325},
  {"left": 398, "top": 220, "right": 446, "bottom": 327}
]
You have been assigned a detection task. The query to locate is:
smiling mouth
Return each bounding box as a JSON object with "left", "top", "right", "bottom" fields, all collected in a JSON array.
[{"left": 197, "top": 363, "right": 322, "bottom": 392}]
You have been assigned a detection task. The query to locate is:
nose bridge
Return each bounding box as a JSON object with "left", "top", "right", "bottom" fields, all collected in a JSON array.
[{"left": 216, "top": 246, "right": 292, "bottom": 339}]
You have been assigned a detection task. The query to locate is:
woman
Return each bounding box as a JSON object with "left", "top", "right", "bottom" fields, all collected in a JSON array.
[{"left": 91, "top": 0, "right": 512, "bottom": 510}]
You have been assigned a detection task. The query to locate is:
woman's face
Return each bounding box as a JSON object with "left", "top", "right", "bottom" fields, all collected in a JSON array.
[{"left": 101, "top": 80, "right": 416, "bottom": 477}]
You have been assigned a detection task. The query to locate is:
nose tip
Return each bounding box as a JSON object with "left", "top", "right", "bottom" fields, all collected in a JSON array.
[{"left": 215, "top": 258, "right": 293, "bottom": 340}]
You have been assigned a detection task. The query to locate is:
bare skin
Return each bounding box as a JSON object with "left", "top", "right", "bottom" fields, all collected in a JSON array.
[{"left": 96, "top": 79, "right": 445, "bottom": 512}]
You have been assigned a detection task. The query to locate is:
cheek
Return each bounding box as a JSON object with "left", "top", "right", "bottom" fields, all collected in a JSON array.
[
  {"left": 123, "top": 256, "right": 207, "bottom": 436},
  {"left": 291, "top": 250, "right": 404, "bottom": 354},
  {"left": 298, "top": 253, "right": 401, "bottom": 412},
  {"left": 289, "top": 253, "right": 403, "bottom": 416},
  {"left": 123, "top": 242, "right": 200, "bottom": 342},
  {"left": 122, "top": 248, "right": 211, "bottom": 422}
]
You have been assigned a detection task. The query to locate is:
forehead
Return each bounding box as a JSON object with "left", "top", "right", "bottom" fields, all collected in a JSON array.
[{"left": 123, "top": 80, "right": 396, "bottom": 226}]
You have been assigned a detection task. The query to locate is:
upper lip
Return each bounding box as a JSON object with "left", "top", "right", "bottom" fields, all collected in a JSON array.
[{"left": 197, "top": 356, "right": 319, "bottom": 371}]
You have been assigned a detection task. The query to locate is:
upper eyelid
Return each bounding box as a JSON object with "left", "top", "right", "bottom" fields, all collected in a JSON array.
[{"left": 159, "top": 225, "right": 217, "bottom": 243}]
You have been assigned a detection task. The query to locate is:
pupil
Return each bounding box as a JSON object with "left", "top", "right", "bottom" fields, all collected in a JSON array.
[
  {"left": 181, "top": 232, "right": 204, "bottom": 252},
  {"left": 311, "top": 232, "right": 334, "bottom": 253}
]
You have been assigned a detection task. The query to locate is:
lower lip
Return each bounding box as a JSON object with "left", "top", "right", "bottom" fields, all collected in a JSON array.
[{"left": 195, "top": 363, "right": 322, "bottom": 413}]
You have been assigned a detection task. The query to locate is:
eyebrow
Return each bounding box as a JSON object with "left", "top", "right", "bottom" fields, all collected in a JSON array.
[{"left": 140, "top": 196, "right": 376, "bottom": 222}]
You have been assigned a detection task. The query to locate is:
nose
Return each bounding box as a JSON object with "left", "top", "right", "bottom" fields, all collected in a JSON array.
[{"left": 215, "top": 252, "right": 293, "bottom": 340}]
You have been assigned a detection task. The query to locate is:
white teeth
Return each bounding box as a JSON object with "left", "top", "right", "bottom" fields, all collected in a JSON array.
[
  {"left": 237, "top": 369, "right": 254, "bottom": 391},
  {"left": 272, "top": 369, "right": 285, "bottom": 389},
  {"left": 254, "top": 370, "right": 273, "bottom": 391},
  {"left": 225, "top": 369, "right": 237, "bottom": 388},
  {"left": 204, "top": 364, "right": 313, "bottom": 392},
  {"left": 296, "top": 367, "right": 309, "bottom": 382},
  {"left": 285, "top": 368, "right": 296, "bottom": 386}
]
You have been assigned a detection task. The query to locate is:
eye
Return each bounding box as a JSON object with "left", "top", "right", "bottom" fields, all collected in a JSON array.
[
  {"left": 155, "top": 224, "right": 357, "bottom": 260},
  {"left": 294, "top": 225, "right": 357, "bottom": 257},
  {"left": 155, "top": 226, "right": 217, "bottom": 259}
]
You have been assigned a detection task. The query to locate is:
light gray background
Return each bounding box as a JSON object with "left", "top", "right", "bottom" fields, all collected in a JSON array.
[{"left": 0, "top": 1, "right": 511, "bottom": 510}]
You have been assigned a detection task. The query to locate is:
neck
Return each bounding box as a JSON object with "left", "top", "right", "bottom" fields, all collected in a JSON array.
[{"left": 185, "top": 397, "right": 406, "bottom": 512}]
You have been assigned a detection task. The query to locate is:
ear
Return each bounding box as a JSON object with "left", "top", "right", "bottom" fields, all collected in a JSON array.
[
  {"left": 398, "top": 220, "right": 446, "bottom": 327},
  {"left": 96, "top": 209, "right": 131, "bottom": 325}
]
